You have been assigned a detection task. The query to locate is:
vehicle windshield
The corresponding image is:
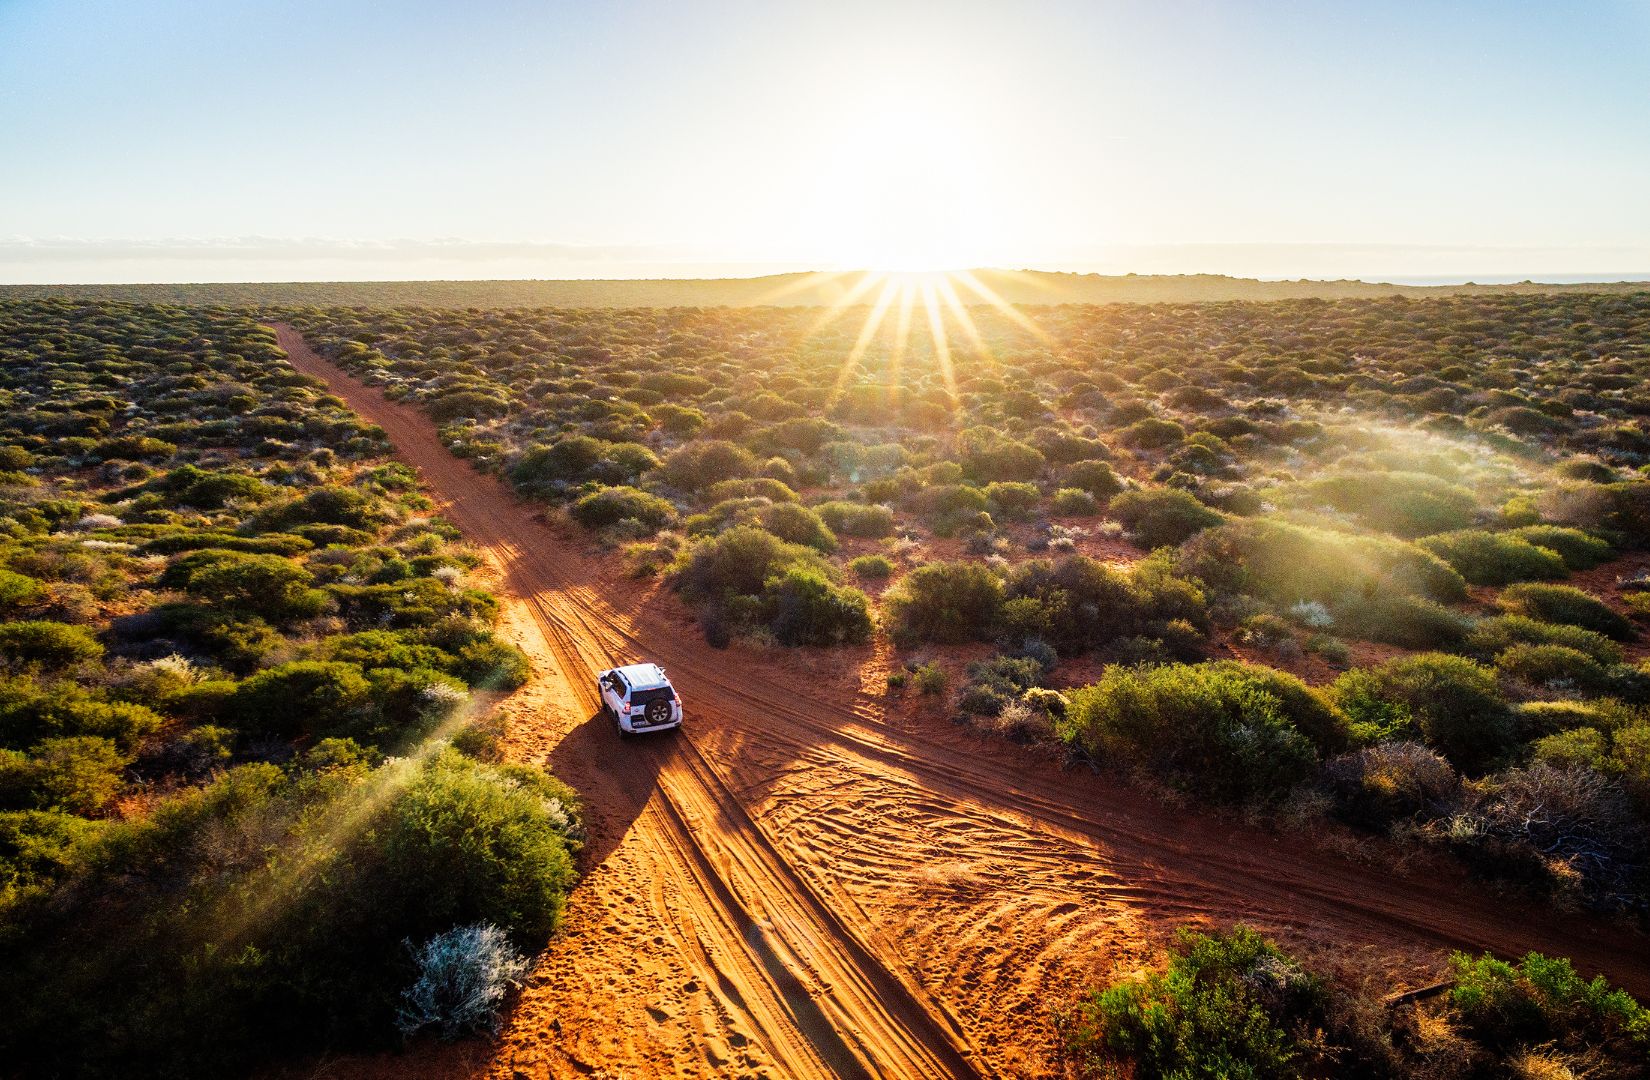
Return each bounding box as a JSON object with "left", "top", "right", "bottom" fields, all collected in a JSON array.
[{"left": 631, "top": 686, "right": 675, "bottom": 706}]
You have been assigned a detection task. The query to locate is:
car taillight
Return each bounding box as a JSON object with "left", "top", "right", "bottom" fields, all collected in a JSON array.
[{"left": 621, "top": 703, "right": 631, "bottom": 713}]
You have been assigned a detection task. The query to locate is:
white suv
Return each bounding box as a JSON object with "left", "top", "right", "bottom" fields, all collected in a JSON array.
[{"left": 597, "top": 663, "right": 683, "bottom": 736}]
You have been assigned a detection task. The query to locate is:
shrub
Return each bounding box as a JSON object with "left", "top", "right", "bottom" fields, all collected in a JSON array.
[
  {"left": 1117, "top": 416, "right": 1185, "bottom": 450},
  {"left": 1417, "top": 529, "right": 1568, "bottom": 585},
  {"left": 1497, "top": 583, "right": 1636, "bottom": 641},
  {"left": 1179, "top": 518, "right": 1468, "bottom": 605},
  {"left": 915, "top": 483, "right": 992, "bottom": 536},
  {"left": 1061, "top": 459, "right": 1123, "bottom": 498},
  {"left": 957, "top": 427, "right": 1045, "bottom": 482},
  {"left": 757, "top": 502, "right": 836, "bottom": 552},
  {"left": 453, "top": 638, "right": 531, "bottom": 690},
  {"left": 253, "top": 485, "right": 387, "bottom": 532},
  {"left": 172, "top": 551, "right": 327, "bottom": 622},
  {"left": 761, "top": 567, "right": 872, "bottom": 646},
  {"left": 885, "top": 562, "right": 1004, "bottom": 644},
  {"left": 1108, "top": 488, "right": 1222, "bottom": 548},
  {"left": 703, "top": 476, "right": 797, "bottom": 504},
  {"left": 231, "top": 661, "right": 372, "bottom": 740},
  {"left": 675, "top": 525, "right": 829, "bottom": 606},
  {"left": 1495, "top": 643, "right": 1612, "bottom": 694},
  {"left": 1334, "top": 594, "right": 1468, "bottom": 649},
  {"left": 0, "top": 736, "right": 129, "bottom": 814},
  {"left": 984, "top": 481, "right": 1040, "bottom": 521},
  {"left": 1463, "top": 614, "right": 1624, "bottom": 665},
  {"left": 395, "top": 922, "right": 529, "bottom": 1039},
  {"left": 1337, "top": 654, "right": 1513, "bottom": 772},
  {"left": 912, "top": 663, "right": 949, "bottom": 695},
  {"left": 569, "top": 485, "right": 676, "bottom": 532},
  {"left": 1002, "top": 554, "right": 1207, "bottom": 657},
  {"left": 1049, "top": 487, "right": 1098, "bottom": 516},
  {"left": 1061, "top": 661, "right": 1346, "bottom": 802},
  {"left": 813, "top": 501, "right": 895, "bottom": 538},
  {"left": 848, "top": 554, "right": 894, "bottom": 580},
  {"left": 1288, "top": 470, "right": 1476, "bottom": 537},
  {"left": 0, "top": 749, "right": 580, "bottom": 1075},
  {"left": 0, "top": 569, "right": 44, "bottom": 612},
  {"left": 1320, "top": 741, "right": 1459, "bottom": 832},
  {"left": 1059, "top": 926, "right": 1328, "bottom": 1079},
  {"left": 0, "top": 621, "right": 103, "bottom": 670},
  {"left": 1506, "top": 525, "right": 1613, "bottom": 570},
  {"left": 1450, "top": 951, "right": 1649, "bottom": 1053},
  {"left": 1454, "top": 764, "right": 1645, "bottom": 902},
  {"left": 657, "top": 439, "right": 758, "bottom": 493}
]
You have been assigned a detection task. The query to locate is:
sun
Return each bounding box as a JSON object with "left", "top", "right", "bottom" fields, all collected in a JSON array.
[{"left": 793, "top": 77, "right": 1018, "bottom": 275}]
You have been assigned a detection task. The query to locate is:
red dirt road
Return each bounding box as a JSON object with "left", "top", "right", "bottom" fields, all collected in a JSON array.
[{"left": 270, "top": 325, "right": 1650, "bottom": 1080}]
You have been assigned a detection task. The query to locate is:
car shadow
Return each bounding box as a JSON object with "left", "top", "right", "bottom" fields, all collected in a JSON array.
[{"left": 545, "top": 706, "right": 670, "bottom": 868}]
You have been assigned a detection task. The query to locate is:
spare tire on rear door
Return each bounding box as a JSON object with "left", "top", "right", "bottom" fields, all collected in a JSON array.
[{"left": 645, "top": 698, "right": 672, "bottom": 725}]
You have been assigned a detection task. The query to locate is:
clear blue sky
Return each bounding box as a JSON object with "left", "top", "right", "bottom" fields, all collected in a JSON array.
[{"left": 3, "top": 0, "right": 1649, "bottom": 281}]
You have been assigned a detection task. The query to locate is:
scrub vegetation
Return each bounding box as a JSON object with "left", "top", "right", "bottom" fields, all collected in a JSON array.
[
  {"left": 289, "top": 290, "right": 1650, "bottom": 916},
  {"left": 0, "top": 300, "right": 578, "bottom": 1076},
  {"left": 1059, "top": 925, "right": 1648, "bottom": 1079}
]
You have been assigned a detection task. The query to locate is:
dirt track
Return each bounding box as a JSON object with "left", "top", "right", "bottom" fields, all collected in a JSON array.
[{"left": 271, "top": 325, "right": 1650, "bottom": 1080}]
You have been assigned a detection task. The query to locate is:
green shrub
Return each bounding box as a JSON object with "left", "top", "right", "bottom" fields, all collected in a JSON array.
[
  {"left": 1331, "top": 654, "right": 1512, "bottom": 773},
  {"left": 1417, "top": 529, "right": 1568, "bottom": 585},
  {"left": 984, "top": 481, "right": 1040, "bottom": 521},
  {"left": 1002, "top": 554, "right": 1207, "bottom": 657},
  {"left": 569, "top": 485, "right": 677, "bottom": 532},
  {"left": 813, "top": 501, "right": 895, "bottom": 538},
  {"left": 1531, "top": 728, "right": 1610, "bottom": 771},
  {"left": 915, "top": 483, "right": 992, "bottom": 536},
  {"left": 231, "top": 661, "right": 372, "bottom": 740},
  {"left": 912, "top": 662, "right": 949, "bottom": 695},
  {"left": 0, "top": 750, "right": 580, "bottom": 1075},
  {"left": 0, "top": 622, "right": 102, "bottom": 671},
  {"left": 1179, "top": 518, "right": 1468, "bottom": 605},
  {"left": 1108, "top": 488, "right": 1223, "bottom": 548},
  {"left": 1061, "top": 459, "right": 1123, "bottom": 498},
  {"left": 1061, "top": 661, "right": 1346, "bottom": 802},
  {"left": 0, "top": 808, "right": 101, "bottom": 904},
  {"left": 1463, "top": 614, "right": 1624, "bottom": 665},
  {"left": 1287, "top": 470, "right": 1476, "bottom": 537},
  {"left": 1449, "top": 951, "right": 1648, "bottom": 1052},
  {"left": 848, "top": 554, "right": 895, "bottom": 579},
  {"left": 0, "top": 736, "right": 129, "bottom": 814},
  {"left": 171, "top": 551, "right": 327, "bottom": 622},
  {"left": 957, "top": 427, "right": 1045, "bottom": 482},
  {"left": 1335, "top": 594, "right": 1467, "bottom": 649},
  {"left": 761, "top": 567, "right": 872, "bottom": 646},
  {"left": 703, "top": 476, "right": 797, "bottom": 504},
  {"left": 252, "top": 485, "right": 387, "bottom": 532},
  {"left": 1059, "top": 926, "right": 1328, "bottom": 1079},
  {"left": 885, "top": 561, "right": 1004, "bottom": 644},
  {"left": 1117, "top": 416, "right": 1185, "bottom": 450},
  {"left": 0, "top": 569, "right": 43, "bottom": 612},
  {"left": 757, "top": 502, "right": 836, "bottom": 552},
  {"left": 1495, "top": 644, "right": 1612, "bottom": 694},
  {"left": 1050, "top": 487, "right": 1098, "bottom": 516},
  {"left": 1506, "top": 525, "right": 1613, "bottom": 570},
  {"left": 453, "top": 637, "right": 531, "bottom": 690},
  {"left": 1497, "top": 583, "right": 1636, "bottom": 641},
  {"left": 657, "top": 439, "right": 758, "bottom": 493}
]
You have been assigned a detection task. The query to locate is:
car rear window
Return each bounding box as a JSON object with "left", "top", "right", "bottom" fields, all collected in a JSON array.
[{"left": 631, "top": 686, "right": 675, "bottom": 706}]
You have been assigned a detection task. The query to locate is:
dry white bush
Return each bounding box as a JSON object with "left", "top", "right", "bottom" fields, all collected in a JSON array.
[{"left": 396, "top": 923, "right": 529, "bottom": 1039}]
